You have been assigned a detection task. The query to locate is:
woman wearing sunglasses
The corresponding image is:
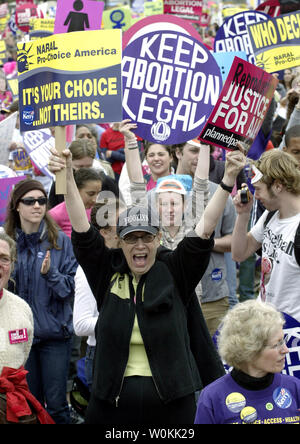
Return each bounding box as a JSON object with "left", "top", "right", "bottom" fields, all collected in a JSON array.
[{"left": 4, "top": 179, "right": 78, "bottom": 424}]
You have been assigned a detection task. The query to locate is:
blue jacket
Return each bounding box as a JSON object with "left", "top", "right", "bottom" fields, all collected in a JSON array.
[{"left": 9, "top": 221, "right": 77, "bottom": 342}]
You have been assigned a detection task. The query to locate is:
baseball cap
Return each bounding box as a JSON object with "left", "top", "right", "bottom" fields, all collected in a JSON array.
[
  {"left": 155, "top": 174, "right": 192, "bottom": 195},
  {"left": 117, "top": 206, "right": 160, "bottom": 239}
]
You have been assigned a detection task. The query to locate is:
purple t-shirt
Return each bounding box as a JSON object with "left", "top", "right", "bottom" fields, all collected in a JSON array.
[{"left": 195, "top": 373, "right": 300, "bottom": 424}]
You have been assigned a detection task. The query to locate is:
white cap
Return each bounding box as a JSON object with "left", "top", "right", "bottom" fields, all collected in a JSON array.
[
  {"left": 187, "top": 138, "right": 201, "bottom": 148},
  {"left": 251, "top": 165, "right": 263, "bottom": 184}
]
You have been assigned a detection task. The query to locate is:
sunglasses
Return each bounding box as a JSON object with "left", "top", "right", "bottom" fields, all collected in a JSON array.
[{"left": 19, "top": 197, "right": 47, "bottom": 206}]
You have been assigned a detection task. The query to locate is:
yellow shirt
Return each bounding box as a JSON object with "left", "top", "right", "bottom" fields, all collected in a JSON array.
[{"left": 124, "top": 276, "right": 152, "bottom": 377}]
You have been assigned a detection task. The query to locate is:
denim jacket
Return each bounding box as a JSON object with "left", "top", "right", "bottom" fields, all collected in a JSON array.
[{"left": 9, "top": 222, "right": 77, "bottom": 342}]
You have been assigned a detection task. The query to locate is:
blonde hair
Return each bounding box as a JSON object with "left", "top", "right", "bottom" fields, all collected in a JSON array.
[
  {"left": 253, "top": 149, "right": 300, "bottom": 194},
  {"left": 218, "top": 300, "right": 285, "bottom": 369},
  {"left": 69, "top": 139, "right": 95, "bottom": 160}
]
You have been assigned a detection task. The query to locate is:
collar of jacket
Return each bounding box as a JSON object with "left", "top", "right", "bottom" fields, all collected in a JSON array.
[{"left": 16, "top": 220, "right": 47, "bottom": 253}]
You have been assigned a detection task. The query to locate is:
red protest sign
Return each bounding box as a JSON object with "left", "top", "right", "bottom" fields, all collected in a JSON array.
[
  {"left": 15, "top": 2, "right": 42, "bottom": 33},
  {"left": 199, "top": 57, "right": 278, "bottom": 153},
  {"left": 256, "top": 0, "right": 281, "bottom": 17},
  {"left": 163, "top": 0, "right": 203, "bottom": 23}
]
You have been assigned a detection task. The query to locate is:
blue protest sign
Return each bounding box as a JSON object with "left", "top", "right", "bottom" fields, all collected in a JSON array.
[{"left": 214, "top": 10, "right": 270, "bottom": 64}]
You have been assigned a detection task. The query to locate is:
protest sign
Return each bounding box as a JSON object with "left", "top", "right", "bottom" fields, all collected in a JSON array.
[
  {"left": 0, "top": 176, "right": 26, "bottom": 226},
  {"left": 29, "top": 17, "right": 54, "bottom": 38},
  {"left": 0, "top": 112, "right": 17, "bottom": 165},
  {"left": 163, "top": 0, "right": 203, "bottom": 23},
  {"left": 102, "top": 6, "right": 132, "bottom": 31},
  {"left": 256, "top": 0, "right": 281, "bottom": 17},
  {"left": 7, "top": 78, "right": 18, "bottom": 100},
  {"left": 0, "top": 40, "right": 6, "bottom": 65},
  {"left": 0, "top": 3, "right": 8, "bottom": 19},
  {"left": 17, "top": 29, "right": 122, "bottom": 132},
  {"left": 122, "top": 30, "right": 222, "bottom": 144},
  {"left": 22, "top": 129, "right": 55, "bottom": 179},
  {"left": 213, "top": 51, "right": 247, "bottom": 84},
  {"left": 15, "top": 2, "right": 42, "bottom": 33},
  {"left": 199, "top": 56, "right": 278, "bottom": 153},
  {"left": 214, "top": 10, "right": 269, "bottom": 64},
  {"left": 247, "top": 11, "right": 300, "bottom": 73},
  {"left": 30, "top": 17, "right": 55, "bottom": 32},
  {"left": 122, "top": 14, "right": 203, "bottom": 49},
  {"left": 144, "top": 0, "right": 164, "bottom": 16},
  {"left": 54, "top": 0, "right": 104, "bottom": 34}
]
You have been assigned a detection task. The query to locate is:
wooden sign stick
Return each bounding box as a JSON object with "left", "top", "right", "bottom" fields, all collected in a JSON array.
[{"left": 55, "top": 126, "right": 67, "bottom": 195}]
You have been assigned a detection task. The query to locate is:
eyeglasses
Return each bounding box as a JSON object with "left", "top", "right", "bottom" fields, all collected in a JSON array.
[
  {"left": 266, "top": 337, "right": 287, "bottom": 351},
  {"left": 122, "top": 233, "right": 156, "bottom": 244},
  {"left": 0, "top": 256, "right": 11, "bottom": 265},
  {"left": 19, "top": 197, "right": 47, "bottom": 206}
]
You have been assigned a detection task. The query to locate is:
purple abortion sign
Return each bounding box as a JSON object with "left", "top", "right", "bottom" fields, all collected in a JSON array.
[{"left": 122, "top": 30, "right": 222, "bottom": 144}]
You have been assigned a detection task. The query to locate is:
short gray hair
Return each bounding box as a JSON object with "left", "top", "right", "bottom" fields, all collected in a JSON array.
[
  {"left": 218, "top": 300, "right": 285, "bottom": 369},
  {"left": 0, "top": 230, "right": 16, "bottom": 262}
]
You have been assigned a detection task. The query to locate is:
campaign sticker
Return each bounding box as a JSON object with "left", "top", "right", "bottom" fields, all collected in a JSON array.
[
  {"left": 226, "top": 392, "right": 246, "bottom": 413},
  {"left": 8, "top": 328, "right": 28, "bottom": 344},
  {"left": 211, "top": 268, "right": 222, "bottom": 281},
  {"left": 265, "top": 402, "right": 274, "bottom": 411},
  {"left": 22, "top": 106, "right": 35, "bottom": 126},
  {"left": 273, "top": 387, "right": 292, "bottom": 409},
  {"left": 240, "top": 406, "right": 257, "bottom": 423}
]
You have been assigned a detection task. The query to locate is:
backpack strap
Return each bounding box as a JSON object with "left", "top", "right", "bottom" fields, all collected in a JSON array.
[
  {"left": 263, "top": 210, "right": 277, "bottom": 228},
  {"left": 294, "top": 222, "right": 300, "bottom": 267},
  {"left": 256, "top": 211, "right": 277, "bottom": 256}
]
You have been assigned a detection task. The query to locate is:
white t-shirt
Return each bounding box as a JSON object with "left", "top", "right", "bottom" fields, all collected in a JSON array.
[{"left": 251, "top": 210, "right": 300, "bottom": 322}]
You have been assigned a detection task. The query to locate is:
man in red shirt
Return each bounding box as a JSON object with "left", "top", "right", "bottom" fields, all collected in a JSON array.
[{"left": 100, "top": 122, "right": 125, "bottom": 181}]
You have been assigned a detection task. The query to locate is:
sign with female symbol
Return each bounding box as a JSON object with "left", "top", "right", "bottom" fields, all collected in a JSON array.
[
  {"left": 54, "top": 0, "right": 104, "bottom": 34},
  {"left": 110, "top": 10, "right": 125, "bottom": 29},
  {"left": 102, "top": 6, "right": 132, "bottom": 31}
]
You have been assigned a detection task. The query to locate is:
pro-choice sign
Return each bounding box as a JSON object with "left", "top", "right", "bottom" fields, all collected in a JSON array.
[
  {"left": 214, "top": 10, "right": 269, "bottom": 64},
  {"left": 122, "top": 30, "right": 222, "bottom": 144},
  {"left": 248, "top": 10, "right": 300, "bottom": 72},
  {"left": 17, "top": 29, "right": 122, "bottom": 132}
]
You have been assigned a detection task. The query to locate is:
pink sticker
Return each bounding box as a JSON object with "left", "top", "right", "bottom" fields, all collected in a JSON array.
[{"left": 8, "top": 328, "right": 28, "bottom": 344}]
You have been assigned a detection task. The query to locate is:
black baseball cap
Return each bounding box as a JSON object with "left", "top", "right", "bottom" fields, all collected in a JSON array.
[{"left": 117, "top": 206, "right": 160, "bottom": 239}]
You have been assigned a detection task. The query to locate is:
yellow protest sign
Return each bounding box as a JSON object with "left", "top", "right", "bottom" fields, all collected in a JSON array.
[
  {"left": 0, "top": 40, "right": 6, "bottom": 60},
  {"left": 17, "top": 29, "right": 122, "bottom": 132},
  {"left": 248, "top": 11, "right": 300, "bottom": 72},
  {"left": 29, "top": 18, "right": 55, "bottom": 32},
  {"left": 144, "top": 0, "right": 164, "bottom": 16},
  {"left": 7, "top": 78, "right": 18, "bottom": 99}
]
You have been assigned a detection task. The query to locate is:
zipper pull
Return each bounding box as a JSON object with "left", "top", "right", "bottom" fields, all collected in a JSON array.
[{"left": 115, "top": 395, "right": 120, "bottom": 407}]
